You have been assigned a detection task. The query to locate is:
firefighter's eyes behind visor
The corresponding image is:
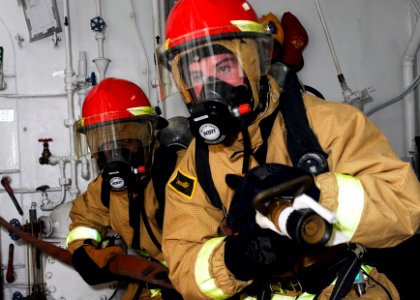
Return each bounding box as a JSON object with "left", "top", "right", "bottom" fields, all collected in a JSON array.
[
  {"left": 180, "top": 53, "right": 246, "bottom": 103},
  {"left": 98, "top": 139, "right": 143, "bottom": 153},
  {"left": 81, "top": 121, "right": 154, "bottom": 156}
]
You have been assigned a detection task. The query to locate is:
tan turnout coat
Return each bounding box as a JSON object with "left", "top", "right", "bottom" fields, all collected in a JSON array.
[
  {"left": 162, "top": 78, "right": 420, "bottom": 299},
  {"left": 68, "top": 176, "right": 163, "bottom": 300}
]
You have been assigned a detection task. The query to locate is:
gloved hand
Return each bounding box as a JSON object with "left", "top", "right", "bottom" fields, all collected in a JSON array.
[
  {"left": 224, "top": 229, "right": 304, "bottom": 281},
  {"left": 72, "top": 239, "right": 124, "bottom": 285},
  {"left": 226, "top": 163, "right": 320, "bottom": 234}
]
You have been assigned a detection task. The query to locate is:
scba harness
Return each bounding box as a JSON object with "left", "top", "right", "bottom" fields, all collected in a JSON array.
[{"left": 192, "top": 67, "right": 393, "bottom": 299}]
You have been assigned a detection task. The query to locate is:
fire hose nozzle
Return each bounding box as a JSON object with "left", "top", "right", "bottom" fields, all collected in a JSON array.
[{"left": 253, "top": 176, "right": 335, "bottom": 247}]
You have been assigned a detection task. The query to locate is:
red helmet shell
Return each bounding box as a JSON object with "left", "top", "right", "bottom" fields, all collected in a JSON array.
[
  {"left": 165, "top": 0, "right": 259, "bottom": 49},
  {"left": 81, "top": 78, "right": 152, "bottom": 127}
]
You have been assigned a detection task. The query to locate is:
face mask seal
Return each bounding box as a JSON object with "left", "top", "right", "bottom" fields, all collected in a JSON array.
[
  {"left": 188, "top": 80, "right": 253, "bottom": 144},
  {"left": 97, "top": 145, "right": 146, "bottom": 192}
]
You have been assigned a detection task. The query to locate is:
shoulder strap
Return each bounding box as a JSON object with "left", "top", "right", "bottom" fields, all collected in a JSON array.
[
  {"left": 195, "top": 142, "right": 224, "bottom": 211},
  {"left": 254, "top": 107, "right": 280, "bottom": 165},
  {"left": 279, "top": 70, "right": 329, "bottom": 175},
  {"left": 151, "top": 145, "right": 182, "bottom": 228},
  {"left": 194, "top": 70, "right": 330, "bottom": 211},
  {"left": 100, "top": 179, "right": 111, "bottom": 208},
  {"left": 138, "top": 186, "right": 162, "bottom": 252}
]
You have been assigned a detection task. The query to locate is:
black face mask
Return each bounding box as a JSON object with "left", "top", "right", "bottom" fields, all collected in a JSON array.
[
  {"left": 188, "top": 80, "right": 253, "bottom": 144},
  {"left": 97, "top": 148, "right": 145, "bottom": 191}
]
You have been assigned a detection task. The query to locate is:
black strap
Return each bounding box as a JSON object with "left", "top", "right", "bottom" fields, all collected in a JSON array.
[
  {"left": 195, "top": 142, "right": 224, "bottom": 211},
  {"left": 129, "top": 188, "right": 141, "bottom": 250},
  {"left": 253, "top": 107, "right": 280, "bottom": 165},
  {"left": 100, "top": 178, "right": 111, "bottom": 208},
  {"left": 303, "top": 84, "right": 325, "bottom": 99},
  {"left": 128, "top": 176, "right": 151, "bottom": 250},
  {"left": 279, "top": 71, "right": 329, "bottom": 175},
  {"left": 329, "top": 244, "right": 366, "bottom": 300},
  {"left": 151, "top": 145, "right": 183, "bottom": 228},
  {"left": 139, "top": 187, "right": 162, "bottom": 251}
]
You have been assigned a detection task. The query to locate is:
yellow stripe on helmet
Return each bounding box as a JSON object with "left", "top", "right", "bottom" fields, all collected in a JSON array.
[
  {"left": 127, "top": 106, "right": 154, "bottom": 116},
  {"left": 231, "top": 20, "right": 266, "bottom": 33}
]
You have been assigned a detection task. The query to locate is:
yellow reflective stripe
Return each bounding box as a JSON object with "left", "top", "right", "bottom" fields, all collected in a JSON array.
[
  {"left": 240, "top": 293, "right": 314, "bottom": 300},
  {"left": 240, "top": 296, "right": 257, "bottom": 300},
  {"left": 231, "top": 20, "right": 265, "bottom": 33},
  {"left": 361, "top": 264, "right": 373, "bottom": 274},
  {"left": 297, "top": 293, "right": 316, "bottom": 300},
  {"left": 66, "top": 226, "right": 102, "bottom": 247},
  {"left": 127, "top": 106, "right": 154, "bottom": 116},
  {"left": 334, "top": 174, "right": 364, "bottom": 240},
  {"left": 150, "top": 288, "right": 161, "bottom": 297},
  {"left": 159, "top": 259, "right": 168, "bottom": 268},
  {"left": 195, "top": 237, "right": 231, "bottom": 299},
  {"left": 271, "top": 292, "right": 315, "bottom": 300}
]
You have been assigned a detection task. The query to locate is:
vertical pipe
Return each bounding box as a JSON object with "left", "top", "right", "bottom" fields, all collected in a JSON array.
[
  {"left": 63, "top": 0, "right": 80, "bottom": 197},
  {"left": 92, "top": 0, "right": 110, "bottom": 81},
  {"left": 314, "top": 0, "right": 352, "bottom": 101},
  {"left": 95, "top": 0, "right": 104, "bottom": 58},
  {"left": 402, "top": 16, "right": 420, "bottom": 158},
  {"left": 152, "top": 0, "right": 167, "bottom": 117}
]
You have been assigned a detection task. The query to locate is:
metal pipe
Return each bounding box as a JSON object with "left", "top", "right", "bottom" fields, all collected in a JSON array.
[
  {"left": 314, "top": 0, "right": 353, "bottom": 102},
  {"left": 366, "top": 72, "right": 420, "bottom": 116},
  {"left": 63, "top": 0, "right": 80, "bottom": 197},
  {"left": 0, "top": 14, "right": 17, "bottom": 93},
  {"left": 402, "top": 15, "right": 420, "bottom": 157},
  {"left": 40, "top": 157, "right": 68, "bottom": 211},
  {"left": 92, "top": 0, "right": 110, "bottom": 81},
  {"left": 410, "top": 0, "right": 420, "bottom": 16},
  {"left": 314, "top": 0, "right": 344, "bottom": 76},
  {"left": 152, "top": 0, "right": 167, "bottom": 117},
  {"left": 130, "top": 0, "right": 151, "bottom": 97},
  {"left": 0, "top": 187, "right": 62, "bottom": 194},
  {"left": 3, "top": 93, "right": 66, "bottom": 98}
]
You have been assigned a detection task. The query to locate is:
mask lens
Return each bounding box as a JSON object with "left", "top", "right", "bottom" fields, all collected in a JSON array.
[{"left": 180, "top": 49, "right": 246, "bottom": 103}]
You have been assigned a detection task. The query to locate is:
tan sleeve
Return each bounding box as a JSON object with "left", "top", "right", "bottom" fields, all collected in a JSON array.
[
  {"left": 304, "top": 94, "right": 420, "bottom": 247},
  {"left": 67, "top": 177, "right": 110, "bottom": 251}
]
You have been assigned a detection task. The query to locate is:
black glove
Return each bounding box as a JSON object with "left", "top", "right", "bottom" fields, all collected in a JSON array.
[
  {"left": 161, "top": 288, "right": 184, "bottom": 300},
  {"left": 72, "top": 239, "right": 124, "bottom": 285},
  {"left": 226, "top": 163, "right": 320, "bottom": 234},
  {"left": 225, "top": 229, "right": 304, "bottom": 281}
]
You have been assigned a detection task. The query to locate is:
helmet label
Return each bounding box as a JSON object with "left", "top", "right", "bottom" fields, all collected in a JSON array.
[
  {"left": 110, "top": 176, "right": 125, "bottom": 190},
  {"left": 199, "top": 123, "right": 220, "bottom": 141}
]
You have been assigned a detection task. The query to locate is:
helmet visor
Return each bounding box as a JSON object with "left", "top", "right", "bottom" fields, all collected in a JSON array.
[
  {"left": 157, "top": 29, "right": 273, "bottom": 104},
  {"left": 75, "top": 115, "right": 157, "bottom": 161}
]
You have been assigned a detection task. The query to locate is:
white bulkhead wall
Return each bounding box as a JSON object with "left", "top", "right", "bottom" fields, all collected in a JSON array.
[{"left": 0, "top": 0, "right": 418, "bottom": 299}]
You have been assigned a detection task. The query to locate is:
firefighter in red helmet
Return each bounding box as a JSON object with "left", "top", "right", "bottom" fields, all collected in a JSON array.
[
  {"left": 66, "top": 78, "right": 184, "bottom": 299},
  {"left": 157, "top": 0, "right": 420, "bottom": 299}
]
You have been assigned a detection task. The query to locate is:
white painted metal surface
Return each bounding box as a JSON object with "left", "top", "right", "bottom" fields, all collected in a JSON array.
[{"left": 0, "top": 0, "right": 419, "bottom": 298}]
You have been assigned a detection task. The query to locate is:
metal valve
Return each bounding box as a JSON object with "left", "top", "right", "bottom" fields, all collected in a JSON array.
[
  {"left": 38, "top": 138, "right": 53, "bottom": 165},
  {"left": 90, "top": 16, "right": 106, "bottom": 32}
]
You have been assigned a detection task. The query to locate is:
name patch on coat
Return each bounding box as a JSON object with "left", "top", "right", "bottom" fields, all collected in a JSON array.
[{"left": 169, "top": 169, "right": 196, "bottom": 198}]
